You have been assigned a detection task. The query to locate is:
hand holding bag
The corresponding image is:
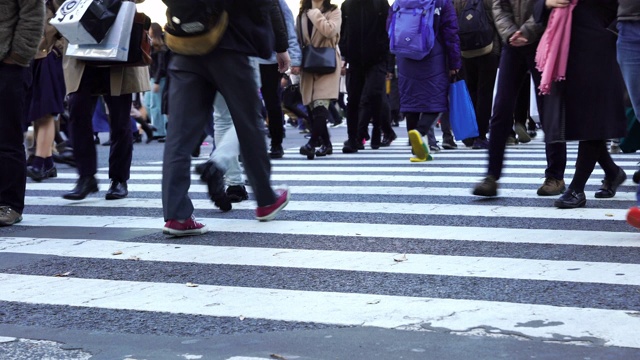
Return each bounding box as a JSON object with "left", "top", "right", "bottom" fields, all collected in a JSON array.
[
  {"left": 449, "top": 76, "right": 479, "bottom": 141},
  {"left": 51, "top": 0, "right": 122, "bottom": 44}
]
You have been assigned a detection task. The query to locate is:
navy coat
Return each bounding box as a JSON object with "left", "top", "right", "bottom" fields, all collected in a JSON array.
[{"left": 395, "top": 0, "right": 462, "bottom": 113}]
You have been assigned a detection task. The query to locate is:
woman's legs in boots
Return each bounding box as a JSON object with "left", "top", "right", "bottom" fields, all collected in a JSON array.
[
  {"left": 300, "top": 100, "right": 332, "bottom": 159},
  {"left": 557, "top": 140, "right": 624, "bottom": 208},
  {"left": 27, "top": 114, "right": 57, "bottom": 181},
  {"left": 570, "top": 140, "right": 619, "bottom": 193}
]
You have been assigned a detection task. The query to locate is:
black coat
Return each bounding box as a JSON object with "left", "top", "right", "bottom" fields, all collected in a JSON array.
[
  {"left": 218, "top": 0, "right": 288, "bottom": 59},
  {"left": 535, "top": 0, "right": 626, "bottom": 143},
  {"left": 339, "top": 0, "right": 390, "bottom": 67}
]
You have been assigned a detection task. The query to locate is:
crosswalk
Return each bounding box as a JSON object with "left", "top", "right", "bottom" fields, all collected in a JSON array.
[{"left": 2, "top": 135, "right": 640, "bottom": 353}]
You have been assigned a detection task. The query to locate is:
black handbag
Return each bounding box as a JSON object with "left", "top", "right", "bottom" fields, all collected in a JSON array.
[
  {"left": 89, "top": 12, "right": 152, "bottom": 67},
  {"left": 298, "top": 15, "right": 337, "bottom": 75},
  {"left": 301, "top": 45, "right": 337, "bottom": 74},
  {"left": 80, "top": 0, "right": 122, "bottom": 43}
]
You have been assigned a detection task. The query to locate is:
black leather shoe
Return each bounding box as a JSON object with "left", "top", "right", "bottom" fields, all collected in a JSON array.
[
  {"left": 300, "top": 143, "right": 315, "bottom": 159},
  {"left": 105, "top": 181, "right": 128, "bottom": 200},
  {"left": 316, "top": 143, "right": 333, "bottom": 157},
  {"left": 341, "top": 139, "right": 359, "bottom": 153},
  {"left": 63, "top": 176, "right": 99, "bottom": 200},
  {"left": 53, "top": 149, "right": 76, "bottom": 167},
  {"left": 380, "top": 133, "right": 397, "bottom": 147},
  {"left": 269, "top": 145, "right": 284, "bottom": 159},
  {"left": 594, "top": 167, "right": 627, "bottom": 199},
  {"left": 27, "top": 165, "right": 57, "bottom": 182},
  {"left": 554, "top": 190, "right": 587, "bottom": 209}
]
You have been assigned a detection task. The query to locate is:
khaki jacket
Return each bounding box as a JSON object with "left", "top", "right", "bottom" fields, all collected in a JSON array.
[
  {"left": 35, "top": 1, "right": 63, "bottom": 59},
  {"left": 297, "top": 7, "right": 342, "bottom": 106},
  {"left": 62, "top": 40, "right": 150, "bottom": 96},
  {"left": 492, "top": 0, "right": 543, "bottom": 45},
  {"left": 61, "top": 0, "right": 149, "bottom": 96}
]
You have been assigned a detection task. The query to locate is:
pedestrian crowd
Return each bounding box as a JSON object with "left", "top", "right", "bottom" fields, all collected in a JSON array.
[{"left": 1, "top": 0, "right": 640, "bottom": 235}]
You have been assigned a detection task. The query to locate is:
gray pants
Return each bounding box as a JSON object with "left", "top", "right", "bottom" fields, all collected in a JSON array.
[{"left": 162, "top": 49, "right": 276, "bottom": 221}]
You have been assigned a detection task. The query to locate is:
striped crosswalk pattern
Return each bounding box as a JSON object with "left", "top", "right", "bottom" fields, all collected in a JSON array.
[{"left": 2, "top": 135, "right": 640, "bottom": 350}]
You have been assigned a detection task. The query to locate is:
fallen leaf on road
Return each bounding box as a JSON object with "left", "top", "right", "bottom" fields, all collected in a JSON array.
[
  {"left": 605, "top": 213, "right": 614, "bottom": 217},
  {"left": 54, "top": 271, "right": 72, "bottom": 277},
  {"left": 128, "top": 256, "right": 140, "bottom": 261},
  {"left": 394, "top": 254, "right": 408, "bottom": 262},
  {"left": 112, "top": 251, "right": 123, "bottom": 255},
  {"left": 270, "top": 354, "right": 286, "bottom": 360},
  {"left": 239, "top": 315, "right": 245, "bottom": 321},
  {"left": 367, "top": 300, "right": 381, "bottom": 305},
  {"left": 186, "top": 282, "right": 198, "bottom": 287}
]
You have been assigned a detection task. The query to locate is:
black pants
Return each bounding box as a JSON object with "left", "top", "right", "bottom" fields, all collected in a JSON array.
[
  {"left": 487, "top": 44, "right": 566, "bottom": 180},
  {"left": 346, "top": 62, "right": 393, "bottom": 142},
  {"left": 68, "top": 67, "right": 133, "bottom": 181},
  {"left": 260, "top": 63, "right": 284, "bottom": 147},
  {"left": 0, "top": 63, "right": 30, "bottom": 214},
  {"left": 406, "top": 112, "right": 439, "bottom": 137},
  {"left": 515, "top": 71, "right": 531, "bottom": 127},
  {"left": 570, "top": 140, "right": 619, "bottom": 193},
  {"left": 328, "top": 100, "right": 341, "bottom": 124},
  {"left": 439, "top": 112, "right": 454, "bottom": 142},
  {"left": 461, "top": 53, "right": 498, "bottom": 140}
]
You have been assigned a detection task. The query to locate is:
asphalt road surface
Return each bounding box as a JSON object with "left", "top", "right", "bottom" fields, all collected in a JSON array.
[{"left": 1, "top": 123, "right": 639, "bottom": 360}]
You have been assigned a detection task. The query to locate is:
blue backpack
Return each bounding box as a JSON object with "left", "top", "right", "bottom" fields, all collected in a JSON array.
[{"left": 388, "top": 0, "right": 437, "bottom": 60}]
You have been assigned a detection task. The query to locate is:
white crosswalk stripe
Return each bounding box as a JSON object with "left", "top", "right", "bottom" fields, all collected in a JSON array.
[{"left": 3, "top": 137, "right": 640, "bottom": 349}]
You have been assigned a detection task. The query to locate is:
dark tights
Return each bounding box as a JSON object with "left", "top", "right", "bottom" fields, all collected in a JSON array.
[
  {"left": 570, "top": 140, "right": 619, "bottom": 193},
  {"left": 405, "top": 112, "right": 439, "bottom": 136}
]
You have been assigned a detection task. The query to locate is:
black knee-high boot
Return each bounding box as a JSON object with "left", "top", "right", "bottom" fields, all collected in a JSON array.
[{"left": 312, "top": 106, "right": 332, "bottom": 156}]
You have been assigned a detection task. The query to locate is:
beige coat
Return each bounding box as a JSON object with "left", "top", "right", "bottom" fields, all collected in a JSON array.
[
  {"left": 35, "top": 0, "right": 63, "bottom": 60},
  {"left": 61, "top": 0, "right": 149, "bottom": 96},
  {"left": 297, "top": 7, "right": 341, "bottom": 106},
  {"left": 62, "top": 48, "right": 150, "bottom": 96}
]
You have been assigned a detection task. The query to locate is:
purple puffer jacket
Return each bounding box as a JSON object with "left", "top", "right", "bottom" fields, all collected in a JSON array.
[{"left": 394, "top": 0, "right": 461, "bottom": 113}]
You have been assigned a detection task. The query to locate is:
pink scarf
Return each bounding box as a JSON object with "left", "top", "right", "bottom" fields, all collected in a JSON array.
[{"left": 535, "top": 1, "right": 577, "bottom": 95}]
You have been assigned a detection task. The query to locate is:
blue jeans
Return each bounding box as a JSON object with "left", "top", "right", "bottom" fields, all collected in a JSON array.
[
  {"left": 617, "top": 21, "right": 640, "bottom": 205},
  {"left": 145, "top": 77, "right": 167, "bottom": 137},
  {"left": 617, "top": 21, "right": 640, "bottom": 117}
]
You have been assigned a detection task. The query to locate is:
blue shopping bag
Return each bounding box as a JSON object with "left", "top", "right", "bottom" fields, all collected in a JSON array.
[{"left": 449, "top": 78, "right": 479, "bottom": 141}]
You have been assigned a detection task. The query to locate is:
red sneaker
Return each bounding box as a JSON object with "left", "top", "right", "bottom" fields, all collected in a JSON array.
[
  {"left": 627, "top": 207, "right": 640, "bottom": 229},
  {"left": 163, "top": 216, "right": 208, "bottom": 236},
  {"left": 256, "top": 186, "right": 290, "bottom": 222}
]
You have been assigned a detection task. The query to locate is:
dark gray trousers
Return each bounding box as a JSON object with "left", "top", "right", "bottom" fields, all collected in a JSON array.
[{"left": 162, "top": 49, "right": 276, "bottom": 221}]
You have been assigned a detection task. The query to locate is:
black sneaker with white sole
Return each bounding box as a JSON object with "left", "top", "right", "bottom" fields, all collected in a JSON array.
[
  {"left": 226, "top": 185, "right": 249, "bottom": 203},
  {"left": 200, "top": 161, "right": 232, "bottom": 211}
]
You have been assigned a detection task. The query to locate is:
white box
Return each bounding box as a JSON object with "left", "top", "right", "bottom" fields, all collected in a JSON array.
[{"left": 51, "top": 0, "right": 102, "bottom": 44}]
